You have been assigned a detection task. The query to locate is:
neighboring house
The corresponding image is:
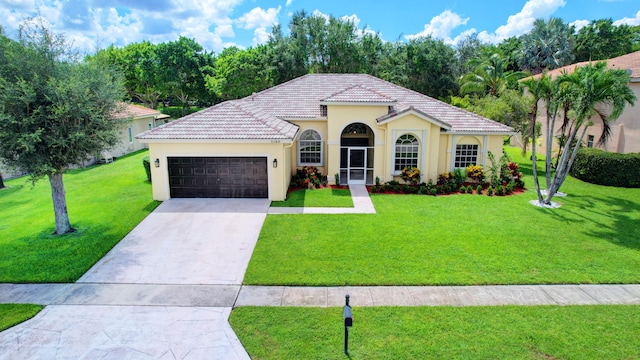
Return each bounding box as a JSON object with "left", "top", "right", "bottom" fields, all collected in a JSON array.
[
  {"left": 519, "top": 50, "right": 640, "bottom": 154},
  {"left": 106, "top": 103, "right": 170, "bottom": 160},
  {"left": 137, "top": 74, "right": 514, "bottom": 201},
  {"left": 0, "top": 103, "right": 169, "bottom": 179}
]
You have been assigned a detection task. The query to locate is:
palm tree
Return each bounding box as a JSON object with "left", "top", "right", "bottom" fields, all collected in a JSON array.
[
  {"left": 542, "top": 62, "right": 636, "bottom": 205},
  {"left": 460, "top": 53, "right": 526, "bottom": 97},
  {"left": 518, "top": 18, "right": 575, "bottom": 75},
  {"left": 521, "top": 73, "right": 553, "bottom": 203}
]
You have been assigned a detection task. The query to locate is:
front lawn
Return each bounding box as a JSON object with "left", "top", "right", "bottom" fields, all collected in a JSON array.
[
  {"left": 0, "top": 150, "right": 160, "bottom": 283},
  {"left": 0, "top": 304, "right": 42, "bottom": 332},
  {"left": 230, "top": 305, "right": 640, "bottom": 359},
  {"left": 271, "top": 188, "right": 353, "bottom": 207},
  {"left": 244, "top": 147, "right": 640, "bottom": 286}
]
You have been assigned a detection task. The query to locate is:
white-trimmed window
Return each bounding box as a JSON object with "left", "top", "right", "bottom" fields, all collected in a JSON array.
[
  {"left": 128, "top": 127, "right": 133, "bottom": 143},
  {"left": 455, "top": 144, "right": 479, "bottom": 168},
  {"left": 394, "top": 134, "right": 419, "bottom": 171},
  {"left": 298, "top": 129, "right": 324, "bottom": 165}
]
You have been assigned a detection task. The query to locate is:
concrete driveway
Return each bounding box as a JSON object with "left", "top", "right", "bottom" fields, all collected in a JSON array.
[
  {"left": 80, "top": 198, "right": 270, "bottom": 285},
  {"left": 0, "top": 198, "right": 270, "bottom": 359}
]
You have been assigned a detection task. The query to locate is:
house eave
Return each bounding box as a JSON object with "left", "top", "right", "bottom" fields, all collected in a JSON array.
[
  {"left": 137, "top": 137, "right": 295, "bottom": 144},
  {"left": 377, "top": 107, "right": 453, "bottom": 130},
  {"left": 319, "top": 101, "right": 397, "bottom": 106}
]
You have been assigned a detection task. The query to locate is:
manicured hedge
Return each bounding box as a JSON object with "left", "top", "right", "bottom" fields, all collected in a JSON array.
[
  {"left": 570, "top": 147, "right": 640, "bottom": 187},
  {"left": 142, "top": 156, "right": 151, "bottom": 182}
]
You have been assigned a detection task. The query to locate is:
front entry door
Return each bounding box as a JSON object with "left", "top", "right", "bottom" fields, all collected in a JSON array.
[{"left": 348, "top": 148, "right": 366, "bottom": 184}]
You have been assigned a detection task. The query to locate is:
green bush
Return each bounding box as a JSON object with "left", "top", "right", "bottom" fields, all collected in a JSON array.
[
  {"left": 476, "top": 185, "right": 483, "bottom": 195},
  {"left": 467, "top": 185, "right": 474, "bottom": 194},
  {"left": 486, "top": 186, "right": 493, "bottom": 196},
  {"left": 159, "top": 106, "right": 202, "bottom": 119},
  {"left": 570, "top": 148, "right": 640, "bottom": 188},
  {"left": 459, "top": 186, "right": 467, "bottom": 194},
  {"left": 142, "top": 156, "right": 151, "bottom": 182}
]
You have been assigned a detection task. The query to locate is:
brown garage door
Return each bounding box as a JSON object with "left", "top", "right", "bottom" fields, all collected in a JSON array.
[{"left": 168, "top": 157, "right": 268, "bottom": 198}]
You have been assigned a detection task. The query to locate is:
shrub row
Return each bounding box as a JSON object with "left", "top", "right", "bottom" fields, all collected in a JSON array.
[{"left": 570, "top": 148, "right": 640, "bottom": 188}]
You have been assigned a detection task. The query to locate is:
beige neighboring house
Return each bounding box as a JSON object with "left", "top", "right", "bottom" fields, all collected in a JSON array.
[
  {"left": 1, "top": 103, "right": 169, "bottom": 178},
  {"left": 520, "top": 51, "right": 640, "bottom": 154},
  {"left": 103, "top": 103, "right": 169, "bottom": 161},
  {"left": 137, "top": 74, "right": 514, "bottom": 201}
]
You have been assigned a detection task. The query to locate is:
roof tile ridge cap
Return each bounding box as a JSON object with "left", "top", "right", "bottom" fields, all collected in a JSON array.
[
  {"left": 235, "top": 101, "right": 294, "bottom": 135},
  {"left": 243, "top": 73, "right": 312, "bottom": 99},
  {"left": 359, "top": 84, "right": 396, "bottom": 101},
  {"left": 323, "top": 83, "right": 360, "bottom": 100}
]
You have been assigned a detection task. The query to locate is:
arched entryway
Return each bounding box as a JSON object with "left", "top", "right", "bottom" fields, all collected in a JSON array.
[{"left": 340, "top": 123, "right": 374, "bottom": 185}]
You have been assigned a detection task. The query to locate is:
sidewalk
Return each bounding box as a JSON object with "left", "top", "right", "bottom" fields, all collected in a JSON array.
[
  {"left": 268, "top": 184, "right": 376, "bottom": 214},
  {"left": 2, "top": 283, "right": 639, "bottom": 307}
]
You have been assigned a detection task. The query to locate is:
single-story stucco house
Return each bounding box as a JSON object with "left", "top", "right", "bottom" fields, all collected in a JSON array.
[
  {"left": 514, "top": 50, "right": 640, "bottom": 154},
  {"left": 137, "top": 74, "right": 514, "bottom": 201},
  {"left": 106, "top": 103, "right": 170, "bottom": 160}
]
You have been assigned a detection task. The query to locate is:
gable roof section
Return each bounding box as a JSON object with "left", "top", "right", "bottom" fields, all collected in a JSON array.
[
  {"left": 136, "top": 101, "right": 299, "bottom": 140},
  {"left": 321, "top": 84, "right": 397, "bottom": 104},
  {"left": 114, "top": 103, "right": 168, "bottom": 120},
  {"left": 529, "top": 50, "right": 640, "bottom": 81},
  {"left": 138, "top": 73, "right": 514, "bottom": 141}
]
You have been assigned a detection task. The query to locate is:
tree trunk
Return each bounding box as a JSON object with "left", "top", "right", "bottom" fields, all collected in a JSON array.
[
  {"left": 48, "top": 172, "right": 73, "bottom": 235},
  {"left": 529, "top": 115, "right": 544, "bottom": 204},
  {"left": 0, "top": 172, "right": 5, "bottom": 189}
]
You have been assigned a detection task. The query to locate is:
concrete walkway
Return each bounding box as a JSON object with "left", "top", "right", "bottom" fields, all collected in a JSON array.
[{"left": 2, "top": 283, "right": 639, "bottom": 308}]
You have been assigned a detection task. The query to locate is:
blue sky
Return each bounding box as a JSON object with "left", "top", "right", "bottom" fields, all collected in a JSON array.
[{"left": 0, "top": 0, "right": 638, "bottom": 54}]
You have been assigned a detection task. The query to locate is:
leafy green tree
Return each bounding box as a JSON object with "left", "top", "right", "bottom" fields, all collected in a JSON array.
[
  {"left": 455, "top": 33, "right": 485, "bottom": 77},
  {"left": 157, "top": 37, "right": 215, "bottom": 110},
  {"left": 518, "top": 18, "right": 575, "bottom": 74},
  {"left": 90, "top": 41, "right": 164, "bottom": 109},
  {"left": 496, "top": 36, "right": 523, "bottom": 72},
  {"left": 459, "top": 53, "right": 526, "bottom": 97},
  {"left": 206, "top": 46, "right": 271, "bottom": 100},
  {"left": 574, "top": 19, "right": 636, "bottom": 61},
  {"left": 0, "top": 18, "right": 126, "bottom": 234},
  {"left": 403, "top": 37, "right": 459, "bottom": 99},
  {"left": 267, "top": 24, "right": 307, "bottom": 85}
]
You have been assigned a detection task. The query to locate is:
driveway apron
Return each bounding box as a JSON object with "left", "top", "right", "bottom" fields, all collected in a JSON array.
[{"left": 0, "top": 198, "right": 269, "bottom": 360}]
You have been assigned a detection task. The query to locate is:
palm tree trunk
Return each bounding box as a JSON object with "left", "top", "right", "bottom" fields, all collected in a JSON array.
[
  {"left": 545, "top": 109, "right": 558, "bottom": 190},
  {"left": 48, "top": 172, "right": 73, "bottom": 235},
  {"left": 0, "top": 172, "right": 5, "bottom": 189},
  {"left": 545, "top": 125, "right": 583, "bottom": 203},
  {"left": 530, "top": 116, "right": 544, "bottom": 204},
  {"left": 555, "top": 126, "right": 589, "bottom": 193}
]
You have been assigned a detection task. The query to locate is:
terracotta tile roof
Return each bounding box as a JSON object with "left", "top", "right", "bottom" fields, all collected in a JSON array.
[
  {"left": 322, "top": 84, "right": 396, "bottom": 103},
  {"left": 138, "top": 74, "right": 514, "bottom": 140},
  {"left": 114, "top": 103, "right": 167, "bottom": 119},
  {"left": 136, "top": 100, "right": 299, "bottom": 140},
  {"left": 529, "top": 50, "right": 640, "bottom": 81}
]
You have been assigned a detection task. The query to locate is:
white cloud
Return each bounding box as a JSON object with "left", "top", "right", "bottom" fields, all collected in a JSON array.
[
  {"left": 493, "top": 0, "right": 566, "bottom": 40},
  {"left": 405, "top": 10, "right": 469, "bottom": 43},
  {"left": 570, "top": 19, "right": 590, "bottom": 32},
  {"left": 237, "top": 6, "right": 281, "bottom": 30},
  {"left": 312, "top": 9, "right": 330, "bottom": 22},
  {"left": 613, "top": 10, "right": 640, "bottom": 26},
  {"left": 252, "top": 27, "right": 270, "bottom": 46},
  {"left": 341, "top": 14, "right": 360, "bottom": 27},
  {"left": 286, "top": 0, "right": 293, "bottom": 6}
]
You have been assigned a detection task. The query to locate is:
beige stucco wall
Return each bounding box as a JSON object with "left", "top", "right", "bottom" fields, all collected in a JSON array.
[
  {"left": 145, "top": 141, "right": 290, "bottom": 201},
  {"left": 324, "top": 105, "right": 389, "bottom": 184},
  {"left": 111, "top": 116, "right": 154, "bottom": 158},
  {"left": 288, "top": 120, "right": 329, "bottom": 176}
]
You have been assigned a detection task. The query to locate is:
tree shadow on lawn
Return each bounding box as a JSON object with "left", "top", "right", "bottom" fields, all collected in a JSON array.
[{"left": 543, "top": 193, "right": 640, "bottom": 251}]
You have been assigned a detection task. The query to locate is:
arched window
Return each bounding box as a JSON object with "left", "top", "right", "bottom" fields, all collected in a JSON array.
[
  {"left": 298, "top": 129, "right": 324, "bottom": 166},
  {"left": 394, "top": 134, "right": 419, "bottom": 171}
]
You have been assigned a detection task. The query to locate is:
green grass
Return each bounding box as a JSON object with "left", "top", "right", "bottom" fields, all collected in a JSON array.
[
  {"left": 0, "top": 150, "right": 160, "bottom": 283},
  {"left": 0, "top": 304, "right": 43, "bottom": 332},
  {"left": 271, "top": 188, "right": 353, "bottom": 207},
  {"left": 244, "top": 147, "right": 640, "bottom": 286},
  {"left": 230, "top": 305, "right": 640, "bottom": 359}
]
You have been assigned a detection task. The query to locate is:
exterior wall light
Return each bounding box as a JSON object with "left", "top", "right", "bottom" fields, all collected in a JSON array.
[
  {"left": 154, "top": 158, "right": 160, "bottom": 168},
  {"left": 273, "top": 158, "right": 278, "bottom": 168}
]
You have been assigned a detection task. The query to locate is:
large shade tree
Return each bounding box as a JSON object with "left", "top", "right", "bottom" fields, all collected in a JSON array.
[
  {"left": 0, "top": 19, "right": 126, "bottom": 234},
  {"left": 523, "top": 62, "right": 636, "bottom": 206}
]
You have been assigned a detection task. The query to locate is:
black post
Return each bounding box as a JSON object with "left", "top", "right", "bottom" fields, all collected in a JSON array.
[{"left": 344, "top": 294, "right": 352, "bottom": 355}]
